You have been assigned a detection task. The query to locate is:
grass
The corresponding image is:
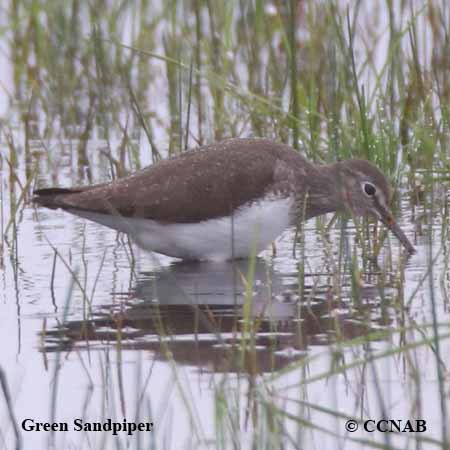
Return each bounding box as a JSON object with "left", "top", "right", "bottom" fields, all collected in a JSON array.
[{"left": 1, "top": 0, "right": 450, "bottom": 449}]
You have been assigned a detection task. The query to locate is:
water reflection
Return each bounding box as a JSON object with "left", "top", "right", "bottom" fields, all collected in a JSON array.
[{"left": 42, "top": 258, "right": 394, "bottom": 373}]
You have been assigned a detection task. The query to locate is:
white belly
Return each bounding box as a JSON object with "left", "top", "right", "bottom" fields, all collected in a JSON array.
[{"left": 69, "top": 196, "right": 294, "bottom": 260}]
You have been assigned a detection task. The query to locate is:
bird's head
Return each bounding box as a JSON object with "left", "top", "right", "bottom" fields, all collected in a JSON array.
[{"left": 336, "top": 160, "right": 415, "bottom": 254}]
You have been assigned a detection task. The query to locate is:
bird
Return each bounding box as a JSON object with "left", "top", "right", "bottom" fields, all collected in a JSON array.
[{"left": 33, "top": 138, "right": 415, "bottom": 260}]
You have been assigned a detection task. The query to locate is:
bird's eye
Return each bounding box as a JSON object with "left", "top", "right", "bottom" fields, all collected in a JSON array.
[{"left": 363, "top": 182, "right": 376, "bottom": 197}]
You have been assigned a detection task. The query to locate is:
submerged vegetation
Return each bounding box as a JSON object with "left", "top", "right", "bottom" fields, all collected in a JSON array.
[{"left": 1, "top": 0, "right": 450, "bottom": 449}]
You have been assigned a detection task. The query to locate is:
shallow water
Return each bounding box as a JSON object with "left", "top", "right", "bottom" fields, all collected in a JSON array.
[
  {"left": 1, "top": 1, "right": 450, "bottom": 449},
  {"left": 2, "top": 151, "right": 448, "bottom": 449}
]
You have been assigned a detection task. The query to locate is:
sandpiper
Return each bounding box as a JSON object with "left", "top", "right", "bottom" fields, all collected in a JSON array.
[{"left": 33, "top": 138, "right": 415, "bottom": 260}]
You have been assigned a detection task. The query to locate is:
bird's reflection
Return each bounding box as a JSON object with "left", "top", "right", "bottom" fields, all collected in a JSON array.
[{"left": 42, "top": 258, "right": 394, "bottom": 373}]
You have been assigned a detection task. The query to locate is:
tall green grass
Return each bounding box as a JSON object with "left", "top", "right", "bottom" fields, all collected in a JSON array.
[{"left": 1, "top": 1, "right": 450, "bottom": 449}]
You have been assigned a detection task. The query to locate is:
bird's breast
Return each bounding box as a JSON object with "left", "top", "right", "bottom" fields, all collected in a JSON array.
[{"left": 134, "top": 194, "right": 295, "bottom": 260}]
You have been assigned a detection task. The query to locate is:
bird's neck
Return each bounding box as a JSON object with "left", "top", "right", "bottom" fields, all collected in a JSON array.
[{"left": 298, "top": 162, "right": 348, "bottom": 220}]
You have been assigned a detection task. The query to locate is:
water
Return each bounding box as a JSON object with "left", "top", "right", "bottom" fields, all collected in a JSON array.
[
  {"left": 1, "top": 1, "right": 450, "bottom": 449},
  {"left": 2, "top": 156, "right": 447, "bottom": 449}
]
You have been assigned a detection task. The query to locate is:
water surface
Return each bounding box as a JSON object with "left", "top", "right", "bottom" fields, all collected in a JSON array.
[{"left": 1, "top": 1, "right": 449, "bottom": 449}]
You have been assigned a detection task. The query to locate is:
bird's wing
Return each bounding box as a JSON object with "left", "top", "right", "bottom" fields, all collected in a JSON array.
[{"left": 33, "top": 139, "right": 285, "bottom": 223}]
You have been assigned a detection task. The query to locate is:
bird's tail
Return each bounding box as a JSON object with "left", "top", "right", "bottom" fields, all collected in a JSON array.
[{"left": 33, "top": 187, "right": 84, "bottom": 209}]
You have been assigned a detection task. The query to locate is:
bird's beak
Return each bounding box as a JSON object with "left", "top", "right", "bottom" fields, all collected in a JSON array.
[{"left": 376, "top": 204, "right": 415, "bottom": 254}]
